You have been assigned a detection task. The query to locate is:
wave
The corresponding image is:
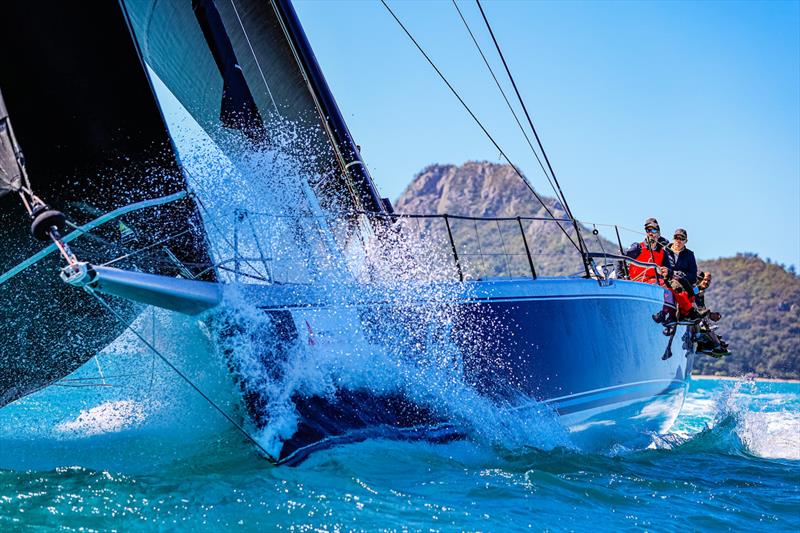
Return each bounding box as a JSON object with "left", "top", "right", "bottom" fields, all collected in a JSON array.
[{"left": 655, "top": 379, "right": 800, "bottom": 461}]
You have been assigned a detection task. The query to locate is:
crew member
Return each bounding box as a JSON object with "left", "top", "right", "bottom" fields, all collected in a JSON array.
[
  {"left": 693, "top": 271, "right": 730, "bottom": 356},
  {"left": 665, "top": 227, "right": 698, "bottom": 317},
  {"left": 667, "top": 228, "right": 697, "bottom": 286},
  {"left": 625, "top": 218, "right": 673, "bottom": 284}
]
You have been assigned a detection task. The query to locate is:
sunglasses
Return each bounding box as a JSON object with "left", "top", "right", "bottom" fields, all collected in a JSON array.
[
  {"left": 674, "top": 235, "right": 686, "bottom": 241},
  {"left": 646, "top": 228, "right": 659, "bottom": 234}
]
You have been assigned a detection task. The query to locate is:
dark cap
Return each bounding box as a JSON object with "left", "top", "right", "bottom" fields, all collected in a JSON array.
[
  {"left": 673, "top": 228, "right": 687, "bottom": 239},
  {"left": 644, "top": 217, "right": 659, "bottom": 229}
]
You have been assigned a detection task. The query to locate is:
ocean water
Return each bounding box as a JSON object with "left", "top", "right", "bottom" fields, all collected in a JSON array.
[
  {"left": 0, "top": 337, "right": 797, "bottom": 533},
  {"left": 3, "top": 113, "right": 798, "bottom": 531}
]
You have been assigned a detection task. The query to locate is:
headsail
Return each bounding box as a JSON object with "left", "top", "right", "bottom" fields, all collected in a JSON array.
[
  {"left": 0, "top": 1, "right": 214, "bottom": 408},
  {"left": 120, "top": 0, "right": 385, "bottom": 214}
]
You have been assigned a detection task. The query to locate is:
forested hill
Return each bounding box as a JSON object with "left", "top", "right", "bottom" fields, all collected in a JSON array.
[
  {"left": 695, "top": 255, "right": 800, "bottom": 379},
  {"left": 395, "top": 162, "right": 800, "bottom": 380}
]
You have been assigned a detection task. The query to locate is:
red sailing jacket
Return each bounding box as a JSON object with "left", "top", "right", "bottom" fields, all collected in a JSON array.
[{"left": 628, "top": 241, "right": 665, "bottom": 283}]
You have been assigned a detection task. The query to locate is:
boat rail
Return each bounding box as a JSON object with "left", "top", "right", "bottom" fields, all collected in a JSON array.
[
  {"left": 356, "top": 211, "right": 659, "bottom": 282},
  {"left": 223, "top": 209, "right": 661, "bottom": 284},
  {"left": 1, "top": 190, "right": 662, "bottom": 288}
]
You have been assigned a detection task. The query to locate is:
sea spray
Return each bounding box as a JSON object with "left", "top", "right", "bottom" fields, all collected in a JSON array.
[{"left": 657, "top": 377, "right": 800, "bottom": 461}]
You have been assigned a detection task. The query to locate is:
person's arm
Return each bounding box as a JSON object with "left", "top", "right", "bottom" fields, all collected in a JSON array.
[
  {"left": 660, "top": 244, "right": 675, "bottom": 278},
  {"left": 624, "top": 242, "right": 641, "bottom": 259},
  {"left": 686, "top": 250, "right": 698, "bottom": 285}
]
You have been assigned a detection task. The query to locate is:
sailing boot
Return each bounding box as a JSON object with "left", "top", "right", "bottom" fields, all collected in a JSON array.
[{"left": 652, "top": 310, "right": 667, "bottom": 324}]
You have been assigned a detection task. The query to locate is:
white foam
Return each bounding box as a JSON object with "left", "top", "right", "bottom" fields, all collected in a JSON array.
[
  {"left": 739, "top": 410, "right": 800, "bottom": 460},
  {"left": 56, "top": 400, "right": 146, "bottom": 437}
]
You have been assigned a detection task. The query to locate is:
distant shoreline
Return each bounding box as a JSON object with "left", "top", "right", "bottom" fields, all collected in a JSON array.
[{"left": 692, "top": 374, "right": 800, "bottom": 384}]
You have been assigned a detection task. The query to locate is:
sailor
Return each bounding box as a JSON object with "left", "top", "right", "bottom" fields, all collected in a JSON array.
[
  {"left": 667, "top": 228, "right": 697, "bottom": 286},
  {"left": 693, "top": 271, "right": 730, "bottom": 356},
  {"left": 694, "top": 271, "right": 712, "bottom": 311},
  {"left": 625, "top": 218, "right": 673, "bottom": 284}
]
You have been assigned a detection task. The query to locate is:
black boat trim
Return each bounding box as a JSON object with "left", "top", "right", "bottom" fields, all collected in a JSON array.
[
  {"left": 275, "top": 378, "right": 688, "bottom": 465},
  {"left": 276, "top": 421, "right": 463, "bottom": 466}
]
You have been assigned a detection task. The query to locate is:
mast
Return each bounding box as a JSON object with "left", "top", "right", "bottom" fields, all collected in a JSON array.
[{"left": 270, "top": 0, "right": 387, "bottom": 214}]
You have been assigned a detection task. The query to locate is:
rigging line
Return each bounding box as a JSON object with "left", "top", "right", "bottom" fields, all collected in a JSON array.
[
  {"left": 379, "top": 0, "right": 580, "bottom": 253},
  {"left": 474, "top": 0, "right": 575, "bottom": 221},
  {"left": 86, "top": 288, "right": 278, "bottom": 464},
  {"left": 229, "top": 0, "right": 281, "bottom": 117},
  {"left": 148, "top": 306, "right": 157, "bottom": 400},
  {"left": 96, "top": 229, "right": 194, "bottom": 267},
  {"left": 475, "top": 0, "right": 591, "bottom": 273},
  {"left": 450, "top": 0, "right": 565, "bottom": 209},
  {"left": 93, "top": 355, "right": 107, "bottom": 386},
  {"left": 0, "top": 191, "right": 187, "bottom": 286},
  {"left": 64, "top": 219, "right": 183, "bottom": 258}
]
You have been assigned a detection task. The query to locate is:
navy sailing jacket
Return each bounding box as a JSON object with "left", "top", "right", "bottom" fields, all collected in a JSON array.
[{"left": 666, "top": 245, "right": 698, "bottom": 285}]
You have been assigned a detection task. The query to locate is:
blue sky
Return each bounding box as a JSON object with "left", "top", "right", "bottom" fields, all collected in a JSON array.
[{"left": 294, "top": 0, "right": 800, "bottom": 269}]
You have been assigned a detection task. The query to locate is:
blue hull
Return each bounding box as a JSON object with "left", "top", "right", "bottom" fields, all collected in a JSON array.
[
  {"left": 457, "top": 278, "right": 694, "bottom": 450},
  {"left": 258, "top": 278, "right": 694, "bottom": 464}
]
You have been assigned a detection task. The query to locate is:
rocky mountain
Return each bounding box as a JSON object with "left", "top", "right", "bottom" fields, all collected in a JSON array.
[{"left": 395, "top": 161, "right": 800, "bottom": 379}]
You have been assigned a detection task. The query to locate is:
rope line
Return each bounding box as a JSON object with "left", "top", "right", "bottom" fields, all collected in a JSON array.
[
  {"left": 0, "top": 191, "right": 187, "bottom": 285},
  {"left": 474, "top": 0, "right": 592, "bottom": 275},
  {"left": 86, "top": 288, "right": 278, "bottom": 464},
  {"left": 229, "top": 0, "right": 281, "bottom": 116},
  {"left": 474, "top": 0, "right": 573, "bottom": 221},
  {"left": 450, "top": 0, "right": 565, "bottom": 210},
  {"left": 380, "top": 0, "right": 580, "bottom": 253}
]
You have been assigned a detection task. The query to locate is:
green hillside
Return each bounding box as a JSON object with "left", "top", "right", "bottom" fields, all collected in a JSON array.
[
  {"left": 694, "top": 254, "right": 800, "bottom": 379},
  {"left": 396, "top": 162, "right": 800, "bottom": 379}
]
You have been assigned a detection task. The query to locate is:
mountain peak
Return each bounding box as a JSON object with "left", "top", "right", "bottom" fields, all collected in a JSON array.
[{"left": 395, "top": 161, "right": 564, "bottom": 218}]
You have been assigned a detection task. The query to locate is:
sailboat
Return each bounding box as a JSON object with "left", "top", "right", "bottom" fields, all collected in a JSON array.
[{"left": 0, "top": 0, "right": 696, "bottom": 464}]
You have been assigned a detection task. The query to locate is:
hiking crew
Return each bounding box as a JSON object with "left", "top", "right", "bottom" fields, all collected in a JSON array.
[
  {"left": 623, "top": 221, "right": 731, "bottom": 357},
  {"left": 665, "top": 227, "right": 699, "bottom": 317},
  {"left": 624, "top": 218, "right": 699, "bottom": 319},
  {"left": 693, "top": 271, "right": 731, "bottom": 356}
]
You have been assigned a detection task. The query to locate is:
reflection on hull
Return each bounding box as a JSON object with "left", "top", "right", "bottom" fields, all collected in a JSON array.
[{"left": 553, "top": 378, "right": 689, "bottom": 450}]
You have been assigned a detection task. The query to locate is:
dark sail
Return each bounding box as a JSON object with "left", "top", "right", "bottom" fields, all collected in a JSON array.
[
  {"left": 0, "top": 0, "right": 384, "bottom": 408},
  {"left": 120, "top": 0, "right": 385, "bottom": 214},
  {"left": 0, "top": 90, "right": 24, "bottom": 198},
  {"left": 0, "top": 2, "right": 211, "bottom": 407}
]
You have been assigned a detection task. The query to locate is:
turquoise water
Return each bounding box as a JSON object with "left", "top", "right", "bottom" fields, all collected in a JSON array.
[{"left": 1, "top": 341, "right": 798, "bottom": 532}]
